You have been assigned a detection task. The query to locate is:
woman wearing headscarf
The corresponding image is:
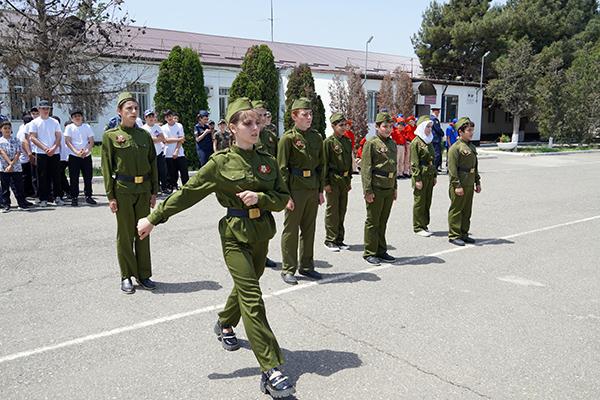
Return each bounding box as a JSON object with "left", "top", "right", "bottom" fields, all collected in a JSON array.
[{"left": 410, "top": 116, "right": 437, "bottom": 237}]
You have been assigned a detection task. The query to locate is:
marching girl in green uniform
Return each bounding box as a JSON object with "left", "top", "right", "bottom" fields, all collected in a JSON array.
[
  {"left": 136, "top": 98, "right": 295, "bottom": 398},
  {"left": 410, "top": 116, "right": 437, "bottom": 237}
]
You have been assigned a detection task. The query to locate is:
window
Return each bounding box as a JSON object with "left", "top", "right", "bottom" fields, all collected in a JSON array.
[
  {"left": 487, "top": 108, "right": 496, "bottom": 123},
  {"left": 504, "top": 112, "right": 512, "bottom": 123},
  {"left": 441, "top": 94, "right": 458, "bottom": 123},
  {"left": 72, "top": 79, "right": 102, "bottom": 122},
  {"left": 367, "top": 91, "right": 378, "bottom": 123},
  {"left": 219, "top": 88, "right": 229, "bottom": 121},
  {"left": 128, "top": 82, "right": 149, "bottom": 113},
  {"left": 9, "top": 77, "right": 35, "bottom": 119}
]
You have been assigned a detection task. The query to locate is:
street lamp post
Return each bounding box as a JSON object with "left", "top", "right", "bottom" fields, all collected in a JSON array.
[
  {"left": 479, "top": 51, "right": 491, "bottom": 91},
  {"left": 364, "top": 35, "right": 374, "bottom": 86}
]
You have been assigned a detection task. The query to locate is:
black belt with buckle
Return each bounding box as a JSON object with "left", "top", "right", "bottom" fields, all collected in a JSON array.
[
  {"left": 115, "top": 174, "right": 151, "bottom": 184},
  {"left": 420, "top": 160, "right": 432, "bottom": 166},
  {"left": 227, "top": 208, "right": 267, "bottom": 219},
  {"left": 458, "top": 167, "right": 476, "bottom": 173},
  {"left": 330, "top": 168, "right": 350, "bottom": 177},
  {"left": 289, "top": 167, "right": 314, "bottom": 178},
  {"left": 372, "top": 169, "right": 395, "bottom": 179}
]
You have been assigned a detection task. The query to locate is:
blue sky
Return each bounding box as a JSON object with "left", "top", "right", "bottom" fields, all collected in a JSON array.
[{"left": 123, "top": 0, "right": 434, "bottom": 57}]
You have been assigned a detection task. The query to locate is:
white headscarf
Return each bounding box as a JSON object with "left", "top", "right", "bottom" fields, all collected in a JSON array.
[{"left": 415, "top": 120, "right": 433, "bottom": 144}]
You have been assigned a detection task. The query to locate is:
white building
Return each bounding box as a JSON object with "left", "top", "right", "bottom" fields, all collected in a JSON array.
[{"left": 2, "top": 26, "right": 484, "bottom": 142}]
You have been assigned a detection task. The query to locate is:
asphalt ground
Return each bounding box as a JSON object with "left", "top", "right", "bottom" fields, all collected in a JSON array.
[{"left": 1, "top": 152, "right": 599, "bottom": 400}]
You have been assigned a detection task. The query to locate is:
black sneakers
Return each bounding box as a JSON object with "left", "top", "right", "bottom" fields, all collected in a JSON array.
[
  {"left": 281, "top": 273, "right": 298, "bottom": 285},
  {"left": 213, "top": 320, "right": 240, "bottom": 351},
  {"left": 137, "top": 278, "right": 157, "bottom": 290},
  {"left": 364, "top": 256, "right": 381, "bottom": 266},
  {"left": 299, "top": 270, "right": 322, "bottom": 280},
  {"left": 379, "top": 253, "right": 396, "bottom": 263},
  {"left": 85, "top": 197, "right": 97, "bottom": 205},
  {"left": 260, "top": 368, "right": 296, "bottom": 398},
  {"left": 121, "top": 278, "right": 135, "bottom": 294},
  {"left": 324, "top": 241, "right": 340, "bottom": 252}
]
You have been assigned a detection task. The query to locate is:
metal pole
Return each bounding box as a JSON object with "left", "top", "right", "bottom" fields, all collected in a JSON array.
[
  {"left": 270, "top": 0, "right": 274, "bottom": 41},
  {"left": 480, "top": 51, "right": 491, "bottom": 91},
  {"left": 364, "top": 35, "right": 373, "bottom": 86}
]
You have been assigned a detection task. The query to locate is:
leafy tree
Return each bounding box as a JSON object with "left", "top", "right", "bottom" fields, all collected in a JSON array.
[
  {"left": 154, "top": 46, "right": 208, "bottom": 168},
  {"left": 283, "top": 64, "right": 325, "bottom": 134},
  {"left": 0, "top": 1, "right": 144, "bottom": 117},
  {"left": 393, "top": 69, "right": 415, "bottom": 117},
  {"left": 487, "top": 39, "right": 538, "bottom": 141},
  {"left": 347, "top": 70, "right": 367, "bottom": 142},
  {"left": 533, "top": 58, "right": 568, "bottom": 141},
  {"left": 229, "top": 44, "right": 279, "bottom": 131},
  {"left": 328, "top": 73, "right": 349, "bottom": 116}
]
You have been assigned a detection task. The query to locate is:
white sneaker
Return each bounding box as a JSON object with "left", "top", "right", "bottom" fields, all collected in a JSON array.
[
  {"left": 55, "top": 198, "right": 64, "bottom": 206},
  {"left": 415, "top": 230, "right": 433, "bottom": 237},
  {"left": 39, "top": 201, "right": 48, "bottom": 207}
]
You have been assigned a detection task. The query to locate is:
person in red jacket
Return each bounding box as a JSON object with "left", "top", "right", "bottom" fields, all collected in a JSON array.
[
  {"left": 391, "top": 116, "right": 406, "bottom": 178},
  {"left": 344, "top": 120, "right": 358, "bottom": 172},
  {"left": 355, "top": 136, "right": 367, "bottom": 169},
  {"left": 401, "top": 116, "right": 417, "bottom": 177}
]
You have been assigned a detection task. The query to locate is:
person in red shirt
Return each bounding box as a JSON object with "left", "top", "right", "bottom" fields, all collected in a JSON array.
[
  {"left": 344, "top": 120, "right": 358, "bottom": 172},
  {"left": 391, "top": 116, "right": 406, "bottom": 178},
  {"left": 401, "top": 116, "right": 417, "bottom": 177}
]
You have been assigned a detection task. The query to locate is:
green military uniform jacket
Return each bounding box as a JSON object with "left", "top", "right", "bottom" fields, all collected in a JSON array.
[
  {"left": 277, "top": 126, "right": 325, "bottom": 192},
  {"left": 101, "top": 125, "right": 159, "bottom": 200},
  {"left": 447, "top": 138, "right": 481, "bottom": 189},
  {"left": 148, "top": 145, "right": 289, "bottom": 243},
  {"left": 257, "top": 126, "right": 278, "bottom": 157},
  {"left": 323, "top": 133, "right": 353, "bottom": 191},
  {"left": 361, "top": 134, "right": 398, "bottom": 194},
  {"left": 410, "top": 136, "right": 437, "bottom": 183}
]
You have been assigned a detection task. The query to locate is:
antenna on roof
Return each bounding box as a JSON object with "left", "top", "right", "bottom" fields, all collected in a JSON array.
[{"left": 269, "top": 0, "right": 274, "bottom": 41}]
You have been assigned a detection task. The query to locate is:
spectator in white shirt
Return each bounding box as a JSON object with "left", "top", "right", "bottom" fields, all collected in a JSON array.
[
  {"left": 16, "top": 114, "right": 35, "bottom": 197},
  {"left": 28, "top": 100, "right": 62, "bottom": 207},
  {"left": 64, "top": 110, "right": 96, "bottom": 206},
  {"left": 142, "top": 109, "right": 170, "bottom": 194},
  {"left": 161, "top": 110, "right": 189, "bottom": 190}
]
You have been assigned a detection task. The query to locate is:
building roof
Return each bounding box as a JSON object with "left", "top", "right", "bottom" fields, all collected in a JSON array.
[{"left": 128, "top": 26, "right": 423, "bottom": 77}]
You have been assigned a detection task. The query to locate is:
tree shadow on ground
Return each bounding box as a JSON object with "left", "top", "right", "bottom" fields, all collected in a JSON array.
[
  {"left": 151, "top": 280, "right": 222, "bottom": 294},
  {"left": 394, "top": 255, "right": 445, "bottom": 266},
  {"left": 314, "top": 259, "right": 333, "bottom": 269},
  {"left": 346, "top": 244, "right": 396, "bottom": 252},
  {"left": 314, "top": 272, "right": 381, "bottom": 285},
  {"left": 207, "top": 347, "right": 363, "bottom": 398},
  {"left": 472, "top": 238, "right": 514, "bottom": 247}
]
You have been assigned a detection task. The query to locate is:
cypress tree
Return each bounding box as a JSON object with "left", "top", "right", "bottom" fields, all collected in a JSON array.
[
  {"left": 154, "top": 46, "right": 208, "bottom": 168},
  {"left": 283, "top": 63, "right": 326, "bottom": 134}
]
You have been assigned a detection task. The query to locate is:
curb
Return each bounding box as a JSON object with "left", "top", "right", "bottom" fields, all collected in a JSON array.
[{"left": 478, "top": 149, "right": 600, "bottom": 157}]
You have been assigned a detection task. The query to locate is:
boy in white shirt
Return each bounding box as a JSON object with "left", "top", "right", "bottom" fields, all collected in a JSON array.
[
  {"left": 16, "top": 115, "right": 35, "bottom": 197},
  {"left": 28, "top": 100, "right": 62, "bottom": 207},
  {"left": 142, "top": 109, "right": 170, "bottom": 194},
  {"left": 64, "top": 110, "right": 96, "bottom": 206},
  {"left": 161, "top": 109, "right": 189, "bottom": 190}
]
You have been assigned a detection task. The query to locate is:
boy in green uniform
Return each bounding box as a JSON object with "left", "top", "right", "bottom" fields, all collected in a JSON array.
[
  {"left": 101, "top": 92, "right": 159, "bottom": 294},
  {"left": 410, "top": 115, "right": 437, "bottom": 237},
  {"left": 278, "top": 97, "right": 325, "bottom": 285},
  {"left": 137, "top": 98, "right": 295, "bottom": 398},
  {"left": 322, "top": 112, "right": 353, "bottom": 251},
  {"left": 361, "top": 112, "right": 397, "bottom": 266},
  {"left": 447, "top": 117, "right": 481, "bottom": 246}
]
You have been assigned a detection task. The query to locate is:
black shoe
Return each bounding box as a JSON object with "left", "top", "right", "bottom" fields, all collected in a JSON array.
[
  {"left": 162, "top": 188, "right": 172, "bottom": 195},
  {"left": 71, "top": 199, "right": 78, "bottom": 207},
  {"left": 462, "top": 237, "right": 475, "bottom": 244},
  {"left": 213, "top": 320, "right": 240, "bottom": 351},
  {"left": 324, "top": 241, "right": 340, "bottom": 252},
  {"left": 379, "top": 253, "right": 396, "bottom": 263},
  {"left": 260, "top": 368, "right": 296, "bottom": 398},
  {"left": 299, "top": 270, "right": 322, "bottom": 280},
  {"left": 449, "top": 238, "right": 465, "bottom": 246},
  {"left": 336, "top": 242, "right": 350, "bottom": 250},
  {"left": 17, "top": 204, "right": 30, "bottom": 210},
  {"left": 85, "top": 197, "right": 97, "bottom": 205},
  {"left": 265, "top": 257, "right": 277, "bottom": 269},
  {"left": 281, "top": 273, "right": 298, "bottom": 285},
  {"left": 1, "top": 205, "right": 10, "bottom": 213},
  {"left": 364, "top": 256, "right": 381, "bottom": 266},
  {"left": 121, "top": 278, "right": 135, "bottom": 294},
  {"left": 137, "top": 278, "right": 156, "bottom": 290}
]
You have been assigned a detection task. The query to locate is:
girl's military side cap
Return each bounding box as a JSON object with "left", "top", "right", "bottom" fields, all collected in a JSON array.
[
  {"left": 252, "top": 100, "right": 266, "bottom": 109},
  {"left": 330, "top": 112, "right": 346, "bottom": 125},
  {"left": 117, "top": 92, "right": 136, "bottom": 107},
  {"left": 456, "top": 117, "right": 472, "bottom": 130},
  {"left": 291, "top": 97, "right": 311, "bottom": 110},
  {"left": 226, "top": 97, "right": 253, "bottom": 123},
  {"left": 375, "top": 112, "right": 392, "bottom": 123}
]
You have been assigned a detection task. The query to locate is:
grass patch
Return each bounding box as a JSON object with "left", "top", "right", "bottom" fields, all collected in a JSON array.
[
  {"left": 93, "top": 167, "right": 103, "bottom": 176},
  {"left": 92, "top": 144, "right": 102, "bottom": 158},
  {"left": 516, "top": 145, "right": 598, "bottom": 153}
]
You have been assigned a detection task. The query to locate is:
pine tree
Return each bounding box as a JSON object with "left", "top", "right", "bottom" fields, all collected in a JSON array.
[
  {"left": 283, "top": 64, "right": 326, "bottom": 134},
  {"left": 377, "top": 73, "right": 394, "bottom": 115},
  {"left": 154, "top": 46, "right": 208, "bottom": 168},
  {"left": 347, "top": 70, "right": 368, "bottom": 141},
  {"left": 229, "top": 45, "right": 279, "bottom": 131}
]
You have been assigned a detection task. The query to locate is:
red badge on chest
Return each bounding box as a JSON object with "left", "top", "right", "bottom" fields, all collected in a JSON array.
[
  {"left": 116, "top": 135, "right": 126, "bottom": 144},
  {"left": 258, "top": 164, "right": 272, "bottom": 174},
  {"left": 295, "top": 139, "right": 305, "bottom": 149}
]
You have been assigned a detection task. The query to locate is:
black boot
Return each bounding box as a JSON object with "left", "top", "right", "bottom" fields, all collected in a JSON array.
[
  {"left": 260, "top": 367, "right": 295, "bottom": 398},
  {"left": 213, "top": 320, "right": 240, "bottom": 351}
]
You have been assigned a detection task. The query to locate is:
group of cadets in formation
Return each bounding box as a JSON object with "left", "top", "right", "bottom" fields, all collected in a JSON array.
[{"left": 100, "top": 91, "right": 481, "bottom": 398}]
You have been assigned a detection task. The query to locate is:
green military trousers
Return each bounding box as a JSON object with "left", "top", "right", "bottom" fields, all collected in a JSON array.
[
  {"left": 448, "top": 184, "right": 475, "bottom": 240},
  {"left": 281, "top": 189, "right": 319, "bottom": 274},
  {"left": 324, "top": 184, "right": 349, "bottom": 244},
  {"left": 413, "top": 176, "right": 435, "bottom": 232},
  {"left": 363, "top": 187, "right": 394, "bottom": 258},
  {"left": 218, "top": 226, "right": 284, "bottom": 371},
  {"left": 115, "top": 191, "right": 152, "bottom": 280}
]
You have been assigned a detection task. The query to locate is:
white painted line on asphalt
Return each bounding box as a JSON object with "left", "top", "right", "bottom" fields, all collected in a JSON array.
[
  {"left": 497, "top": 275, "right": 546, "bottom": 287},
  {"left": 1, "top": 214, "right": 599, "bottom": 365}
]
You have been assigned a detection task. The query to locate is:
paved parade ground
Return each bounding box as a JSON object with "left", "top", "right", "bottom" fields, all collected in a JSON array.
[{"left": 1, "top": 152, "right": 599, "bottom": 399}]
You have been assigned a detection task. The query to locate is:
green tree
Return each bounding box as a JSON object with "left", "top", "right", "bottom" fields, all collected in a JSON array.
[
  {"left": 347, "top": 70, "right": 368, "bottom": 142},
  {"left": 533, "top": 58, "right": 569, "bottom": 141},
  {"left": 154, "top": 46, "right": 208, "bottom": 168},
  {"left": 229, "top": 44, "right": 280, "bottom": 131},
  {"left": 283, "top": 64, "right": 325, "bottom": 134},
  {"left": 487, "top": 39, "right": 538, "bottom": 142},
  {"left": 377, "top": 73, "right": 394, "bottom": 115}
]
